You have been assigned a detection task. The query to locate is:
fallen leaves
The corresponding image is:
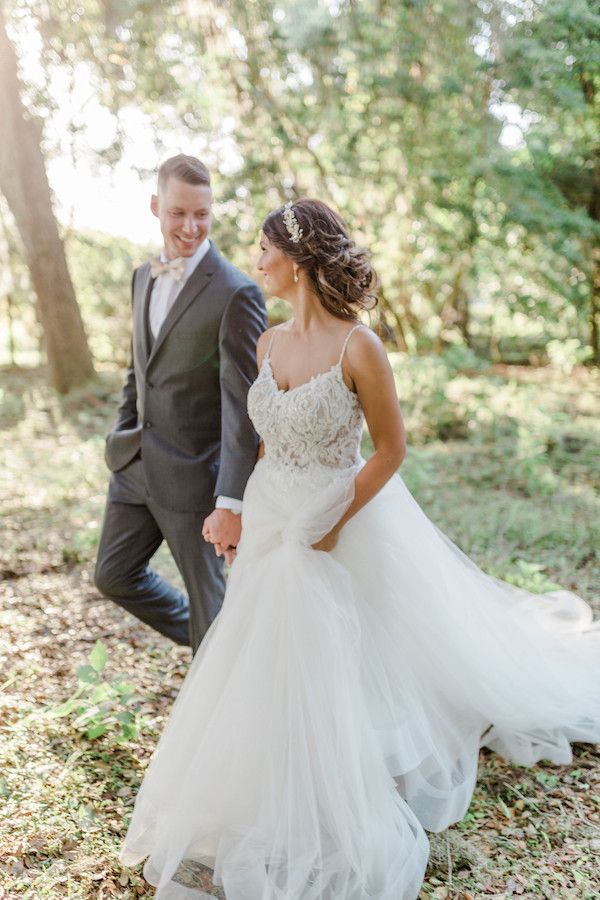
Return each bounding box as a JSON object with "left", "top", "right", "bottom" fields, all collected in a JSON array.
[{"left": 1, "top": 366, "right": 599, "bottom": 898}]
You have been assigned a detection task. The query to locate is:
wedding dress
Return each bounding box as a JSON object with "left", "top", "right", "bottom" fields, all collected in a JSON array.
[{"left": 121, "top": 324, "right": 600, "bottom": 899}]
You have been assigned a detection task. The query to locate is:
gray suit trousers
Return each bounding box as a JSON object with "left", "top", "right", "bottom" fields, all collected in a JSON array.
[{"left": 94, "top": 456, "right": 225, "bottom": 654}]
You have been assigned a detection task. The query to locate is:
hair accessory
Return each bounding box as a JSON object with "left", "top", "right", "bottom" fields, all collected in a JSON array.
[{"left": 282, "top": 201, "right": 303, "bottom": 243}]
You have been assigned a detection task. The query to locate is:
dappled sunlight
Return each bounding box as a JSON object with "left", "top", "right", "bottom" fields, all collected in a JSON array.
[
  {"left": 1, "top": 0, "right": 599, "bottom": 893},
  {"left": 2, "top": 357, "right": 599, "bottom": 897},
  {"left": 1, "top": 355, "right": 598, "bottom": 897}
]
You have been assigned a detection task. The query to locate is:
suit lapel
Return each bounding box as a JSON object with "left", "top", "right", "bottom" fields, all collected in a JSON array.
[
  {"left": 135, "top": 263, "right": 154, "bottom": 368},
  {"left": 147, "top": 244, "right": 218, "bottom": 369}
]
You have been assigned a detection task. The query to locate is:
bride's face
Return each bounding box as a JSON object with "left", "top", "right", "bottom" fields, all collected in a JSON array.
[{"left": 257, "top": 233, "right": 296, "bottom": 296}]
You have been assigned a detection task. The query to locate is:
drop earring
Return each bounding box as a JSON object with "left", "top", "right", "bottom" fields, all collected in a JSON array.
[{"left": 293, "top": 270, "right": 299, "bottom": 283}]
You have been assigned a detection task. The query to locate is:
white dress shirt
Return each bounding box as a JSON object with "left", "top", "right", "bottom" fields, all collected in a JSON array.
[
  {"left": 150, "top": 238, "right": 242, "bottom": 516},
  {"left": 149, "top": 238, "right": 211, "bottom": 338}
]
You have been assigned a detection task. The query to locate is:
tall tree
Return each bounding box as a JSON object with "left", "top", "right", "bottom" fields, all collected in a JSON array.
[
  {"left": 0, "top": 5, "right": 94, "bottom": 392},
  {"left": 497, "top": 0, "right": 600, "bottom": 362},
  {"left": 209, "top": 0, "right": 505, "bottom": 349},
  {"left": 5, "top": 0, "right": 594, "bottom": 363}
]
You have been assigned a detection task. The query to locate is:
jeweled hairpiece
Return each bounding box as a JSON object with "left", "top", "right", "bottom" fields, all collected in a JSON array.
[{"left": 282, "top": 201, "right": 303, "bottom": 243}]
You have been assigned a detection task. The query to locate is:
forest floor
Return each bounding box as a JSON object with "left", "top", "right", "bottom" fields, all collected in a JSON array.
[{"left": 0, "top": 357, "right": 599, "bottom": 900}]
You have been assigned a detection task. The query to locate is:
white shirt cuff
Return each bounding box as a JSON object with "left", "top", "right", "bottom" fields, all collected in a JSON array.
[{"left": 215, "top": 495, "right": 243, "bottom": 514}]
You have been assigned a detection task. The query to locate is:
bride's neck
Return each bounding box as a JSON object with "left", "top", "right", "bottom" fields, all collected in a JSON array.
[{"left": 286, "top": 288, "right": 330, "bottom": 333}]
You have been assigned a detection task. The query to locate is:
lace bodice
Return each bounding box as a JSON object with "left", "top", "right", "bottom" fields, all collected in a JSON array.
[{"left": 247, "top": 324, "right": 364, "bottom": 482}]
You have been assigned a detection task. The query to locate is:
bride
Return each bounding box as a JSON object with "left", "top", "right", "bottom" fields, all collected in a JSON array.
[{"left": 120, "top": 199, "right": 600, "bottom": 899}]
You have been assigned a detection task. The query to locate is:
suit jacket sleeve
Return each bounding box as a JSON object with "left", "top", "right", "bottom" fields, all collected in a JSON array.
[
  {"left": 113, "top": 269, "right": 139, "bottom": 433},
  {"left": 215, "top": 280, "right": 267, "bottom": 501}
]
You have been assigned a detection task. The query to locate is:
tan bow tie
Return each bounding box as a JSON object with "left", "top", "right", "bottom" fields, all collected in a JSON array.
[{"left": 150, "top": 256, "right": 186, "bottom": 283}]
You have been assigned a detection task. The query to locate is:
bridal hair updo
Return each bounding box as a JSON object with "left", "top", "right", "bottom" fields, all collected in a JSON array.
[{"left": 262, "top": 199, "right": 379, "bottom": 320}]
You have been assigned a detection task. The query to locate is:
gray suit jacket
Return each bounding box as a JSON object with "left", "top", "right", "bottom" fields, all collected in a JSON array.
[{"left": 105, "top": 242, "right": 267, "bottom": 512}]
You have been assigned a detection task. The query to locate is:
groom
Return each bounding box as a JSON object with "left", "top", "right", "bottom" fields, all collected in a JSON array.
[{"left": 94, "top": 154, "right": 267, "bottom": 653}]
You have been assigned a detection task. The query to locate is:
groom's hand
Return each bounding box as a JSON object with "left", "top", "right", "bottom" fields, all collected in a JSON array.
[{"left": 202, "top": 509, "right": 241, "bottom": 557}]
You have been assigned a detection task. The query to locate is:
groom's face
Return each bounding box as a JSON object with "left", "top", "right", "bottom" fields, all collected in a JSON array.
[{"left": 151, "top": 177, "right": 212, "bottom": 260}]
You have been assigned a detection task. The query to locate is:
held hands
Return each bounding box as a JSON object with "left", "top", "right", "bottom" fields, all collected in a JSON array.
[
  {"left": 216, "top": 544, "right": 237, "bottom": 566},
  {"left": 202, "top": 509, "right": 241, "bottom": 566},
  {"left": 202, "top": 509, "right": 341, "bottom": 560}
]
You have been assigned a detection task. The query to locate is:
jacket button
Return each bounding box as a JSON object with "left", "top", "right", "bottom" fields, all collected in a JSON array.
[
  {"left": 147, "top": 381, "right": 154, "bottom": 389},
  {"left": 144, "top": 421, "right": 152, "bottom": 428}
]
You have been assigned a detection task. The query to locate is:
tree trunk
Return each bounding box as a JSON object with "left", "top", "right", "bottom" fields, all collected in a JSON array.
[
  {"left": 0, "top": 8, "right": 95, "bottom": 393},
  {"left": 591, "top": 247, "right": 600, "bottom": 366},
  {"left": 6, "top": 292, "right": 16, "bottom": 366},
  {"left": 586, "top": 156, "right": 600, "bottom": 364},
  {"left": 378, "top": 289, "right": 408, "bottom": 352},
  {"left": 580, "top": 73, "right": 599, "bottom": 365},
  {"left": 446, "top": 261, "right": 472, "bottom": 347}
]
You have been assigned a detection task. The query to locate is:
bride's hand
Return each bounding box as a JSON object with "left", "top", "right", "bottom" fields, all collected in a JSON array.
[
  {"left": 311, "top": 528, "right": 340, "bottom": 553},
  {"left": 214, "top": 541, "right": 237, "bottom": 565}
]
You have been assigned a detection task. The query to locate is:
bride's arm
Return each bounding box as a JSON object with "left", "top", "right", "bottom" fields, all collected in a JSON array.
[
  {"left": 254, "top": 328, "right": 277, "bottom": 464},
  {"left": 313, "top": 328, "right": 406, "bottom": 550}
]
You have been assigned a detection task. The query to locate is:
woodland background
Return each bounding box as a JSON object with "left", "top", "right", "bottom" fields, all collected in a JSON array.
[{"left": 0, "top": 1, "right": 599, "bottom": 898}]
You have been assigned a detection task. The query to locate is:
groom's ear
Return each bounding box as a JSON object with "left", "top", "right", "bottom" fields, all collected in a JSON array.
[{"left": 150, "top": 194, "right": 159, "bottom": 218}]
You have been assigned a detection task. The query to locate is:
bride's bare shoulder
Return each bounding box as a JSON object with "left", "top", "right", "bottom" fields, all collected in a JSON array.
[
  {"left": 340, "top": 324, "right": 392, "bottom": 395},
  {"left": 257, "top": 325, "right": 277, "bottom": 349},
  {"left": 256, "top": 325, "right": 282, "bottom": 364},
  {"left": 345, "top": 324, "right": 389, "bottom": 368}
]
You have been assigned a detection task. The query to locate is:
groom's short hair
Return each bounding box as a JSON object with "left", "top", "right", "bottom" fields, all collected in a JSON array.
[{"left": 158, "top": 154, "right": 211, "bottom": 192}]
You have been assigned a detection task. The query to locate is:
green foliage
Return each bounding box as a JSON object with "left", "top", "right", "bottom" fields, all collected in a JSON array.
[
  {"left": 65, "top": 230, "right": 152, "bottom": 366},
  {"left": 497, "top": 0, "right": 600, "bottom": 359},
  {"left": 391, "top": 349, "right": 483, "bottom": 443},
  {"left": 0, "top": 364, "right": 599, "bottom": 896},
  {"left": 546, "top": 337, "right": 593, "bottom": 371},
  {"left": 503, "top": 559, "right": 561, "bottom": 593},
  {"left": 2, "top": 0, "right": 598, "bottom": 370},
  {"left": 50, "top": 640, "right": 150, "bottom": 743}
]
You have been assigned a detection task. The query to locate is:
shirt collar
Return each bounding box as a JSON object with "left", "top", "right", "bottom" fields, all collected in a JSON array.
[{"left": 160, "top": 237, "right": 211, "bottom": 281}]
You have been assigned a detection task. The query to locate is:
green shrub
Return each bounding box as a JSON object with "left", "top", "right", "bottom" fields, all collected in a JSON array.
[{"left": 49, "top": 640, "right": 150, "bottom": 743}]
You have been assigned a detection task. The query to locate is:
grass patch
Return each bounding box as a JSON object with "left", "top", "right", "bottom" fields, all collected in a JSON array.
[{"left": 0, "top": 360, "right": 599, "bottom": 898}]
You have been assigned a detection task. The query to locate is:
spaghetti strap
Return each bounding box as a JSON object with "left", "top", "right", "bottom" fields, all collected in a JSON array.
[
  {"left": 337, "top": 324, "right": 362, "bottom": 366},
  {"left": 265, "top": 325, "right": 282, "bottom": 358}
]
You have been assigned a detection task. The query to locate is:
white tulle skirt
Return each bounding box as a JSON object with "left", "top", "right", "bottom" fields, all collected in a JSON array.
[{"left": 120, "top": 457, "right": 600, "bottom": 899}]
